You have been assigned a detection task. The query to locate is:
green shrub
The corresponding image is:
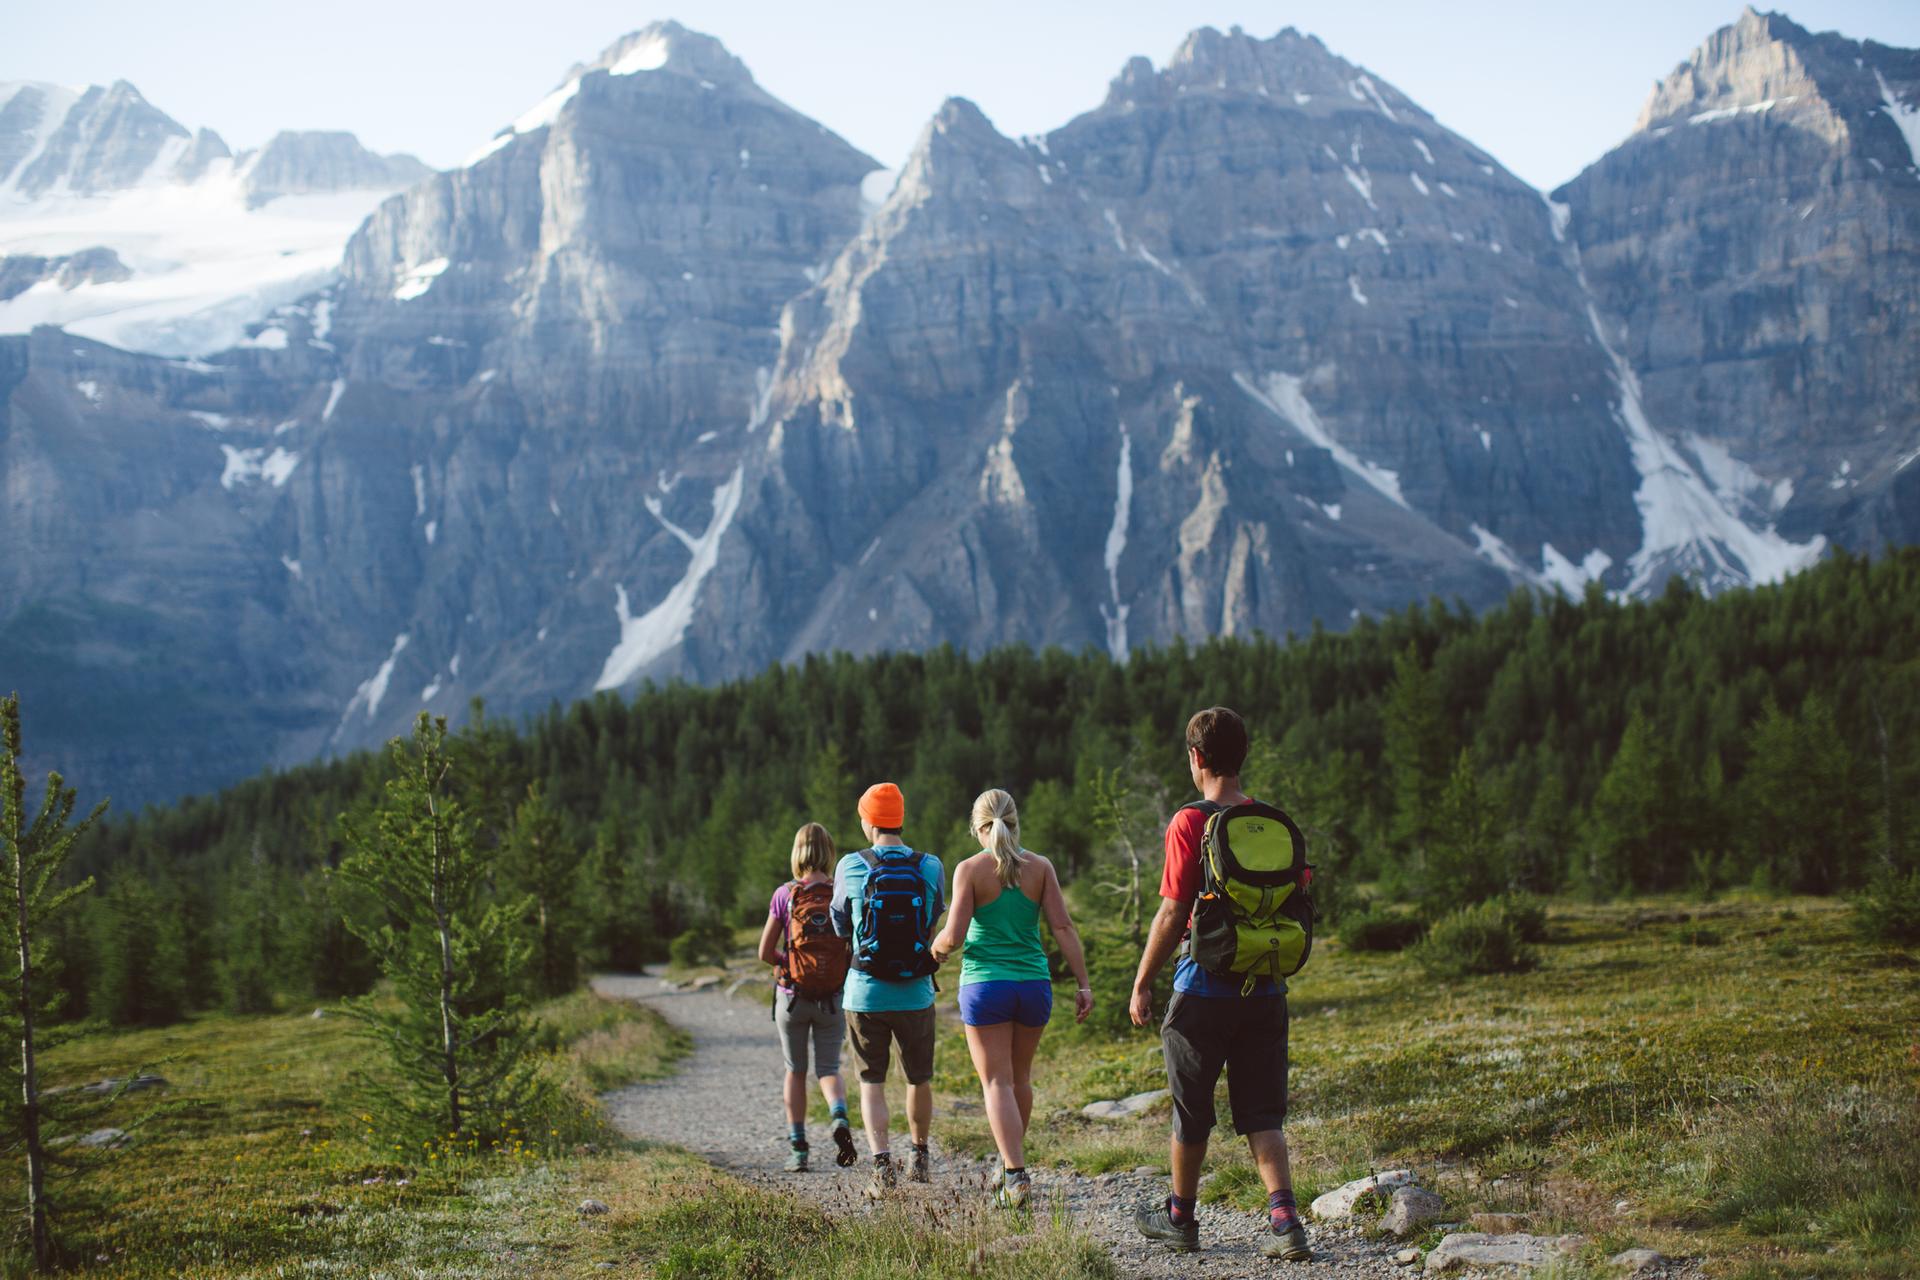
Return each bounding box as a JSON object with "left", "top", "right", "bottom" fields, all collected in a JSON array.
[
  {"left": 1489, "top": 893, "right": 1549, "bottom": 942},
  {"left": 1342, "top": 909, "right": 1427, "bottom": 952},
  {"left": 1854, "top": 868, "right": 1920, "bottom": 946},
  {"left": 1069, "top": 922, "right": 1166, "bottom": 1040},
  {"left": 667, "top": 916, "right": 734, "bottom": 969},
  {"left": 1413, "top": 901, "right": 1538, "bottom": 977}
]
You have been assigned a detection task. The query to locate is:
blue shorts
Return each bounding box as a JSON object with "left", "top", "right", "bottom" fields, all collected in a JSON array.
[{"left": 958, "top": 979, "right": 1053, "bottom": 1028}]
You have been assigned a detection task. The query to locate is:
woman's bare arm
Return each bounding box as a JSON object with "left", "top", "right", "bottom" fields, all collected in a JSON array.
[{"left": 932, "top": 856, "right": 978, "bottom": 963}]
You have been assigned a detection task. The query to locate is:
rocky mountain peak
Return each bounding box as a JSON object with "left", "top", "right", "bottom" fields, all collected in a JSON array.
[
  {"left": 236, "top": 130, "right": 430, "bottom": 207},
  {"left": 1104, "top": 23, "right": 1420, "bottom": 123},
  {"left": 577, "top": 21, "right": 760, "bottom": 93},
  {"left": 11, "top": 78, "right": 188, "bottom": 196},
  {"left": 1633, "top": 7, "right": 1859, "bottom": 136}
]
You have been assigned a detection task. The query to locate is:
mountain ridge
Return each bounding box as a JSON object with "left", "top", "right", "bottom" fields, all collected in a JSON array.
[{"left": 1, "top": 10, "right": 1915, "bottom": 808}]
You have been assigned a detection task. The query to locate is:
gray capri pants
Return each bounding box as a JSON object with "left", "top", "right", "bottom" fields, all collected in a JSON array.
[{"left": 774, "top": 987, "right": 845, "bottom": 1078}]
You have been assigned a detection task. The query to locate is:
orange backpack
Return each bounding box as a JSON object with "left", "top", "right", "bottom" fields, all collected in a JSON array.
[{"left": 784, "top": 880, "right": 852, "bottom": 999}]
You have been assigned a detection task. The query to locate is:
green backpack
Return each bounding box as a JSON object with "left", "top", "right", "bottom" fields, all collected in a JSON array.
[{"left": 1184, "top": 800, "right": 1315, "bottom": 993}]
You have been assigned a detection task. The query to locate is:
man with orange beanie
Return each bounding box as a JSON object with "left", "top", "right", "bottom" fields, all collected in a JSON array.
[{"left": 831, "top": 781, "right": 946, "bottom": 1198}]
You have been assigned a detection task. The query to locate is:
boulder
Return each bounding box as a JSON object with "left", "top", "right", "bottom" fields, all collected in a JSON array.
[
  {"left": 1467, "top": 1212, "right": 1530, "bottom": 1234},
  {"left": 1380, "top": 1186, "right": 1447, "bottom": 1238},
  {"left": 1609, "top": 1248, "right": 1670, "bottom": 1275},
  {"left": 1424, "top": 1232, "right": 1585, "bottom": 1273},
  {"left": 578, "top": 1198, "right": 610, "bottom": 1216},
  {"left": 1394, "top": 1248, "right": 1421, "bottom": 1267},
  {"left": 45, "top": 1075, "right": 168, "bottom": 1098},
  {"left": 1311, "top": 1169, "right": 1417, "bottom": 1221},
  {"left": 686, "top": 974, "right": 722, "bottom": 992},
  {"left": 1079, "top": 1089, "right": 1168, "bottom": 1120}
]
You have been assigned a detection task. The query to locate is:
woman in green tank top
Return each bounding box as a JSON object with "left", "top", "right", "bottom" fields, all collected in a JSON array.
[{"left": 931, "top": 789, "right": 1092, "bottom": 1207}]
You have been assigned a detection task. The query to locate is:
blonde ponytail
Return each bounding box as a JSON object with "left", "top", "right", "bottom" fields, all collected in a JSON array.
[{"left": 972, "top": 789, "right": 1025, "bottom": 886}]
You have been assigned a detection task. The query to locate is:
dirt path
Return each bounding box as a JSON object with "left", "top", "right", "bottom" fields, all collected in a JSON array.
[{"left": 595, "top": 973, "right": 1407, "bottom": 1279}]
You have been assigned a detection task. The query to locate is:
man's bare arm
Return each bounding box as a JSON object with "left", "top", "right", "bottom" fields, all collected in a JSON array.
[{"left": 1130, "top": 896, "right": 1189, "bottom": 1026}]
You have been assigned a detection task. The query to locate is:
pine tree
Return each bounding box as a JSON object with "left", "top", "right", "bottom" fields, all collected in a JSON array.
[
  {"left": 1383, "top": 645, "right": 1451, "bottom": 853},
  {"left": 1422, "top": 749, "right": 1506, "bottom": 907},
  {"left": 334, "top": 714, "right": 544, "bottom": 1140},
  {"left": 502, "top": 781, "right": 583, "bottom": 998},
  {"left": 217, "top": 838, "right": 278, "bottom": 1014},
  {"left": 2, "top": 694, "right": 105, "bottom": 1269},
  {"left": 89, "top": 877, "right": 189, "bottom": 1027},
  {"left": 1739, "top": 697, "right": 1870, "bottom": 891},
  {"left": 1584, "top": 710, "right": 1695, "bottom": 894}
]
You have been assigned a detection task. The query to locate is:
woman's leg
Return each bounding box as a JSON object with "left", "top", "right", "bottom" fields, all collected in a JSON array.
[
  {"left": 815, "top": 1004, "right": 846, "bottom": 1109},
  {"left": 964, "top": 1021, "right": 1022, "bottom": 1168},
  {"left": 776, "top": 992, "right": 809, "bottom": 1125},
  {"left": 1010, "top": 1019, "right": 1047, "bottom": 1144}
]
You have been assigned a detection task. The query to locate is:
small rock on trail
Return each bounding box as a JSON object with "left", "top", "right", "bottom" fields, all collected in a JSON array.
[{"left": 594, "top": 972, "right": 1411, "bottom": 1279}]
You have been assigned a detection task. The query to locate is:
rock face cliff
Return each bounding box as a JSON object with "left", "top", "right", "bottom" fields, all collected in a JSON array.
[
  {"left": 1556, "top": 6, "right": 1920, "bottom": 554},
  {"left": 1, "top": 14, "right": 1913, "bottom": 806}
]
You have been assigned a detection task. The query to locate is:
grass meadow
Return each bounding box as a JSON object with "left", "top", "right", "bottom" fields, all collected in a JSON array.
[{"left": 920, "top": 895, "right": 1919, "bottom": 1280}]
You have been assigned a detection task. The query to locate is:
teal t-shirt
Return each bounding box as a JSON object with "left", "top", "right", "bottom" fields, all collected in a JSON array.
[{"left": 831, "top": 846, "right": 945, "bottom": 1012}]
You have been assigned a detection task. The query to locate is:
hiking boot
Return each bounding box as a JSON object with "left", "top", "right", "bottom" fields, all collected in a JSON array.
[
  {"left": 863, "top": 1157, "right": 898, "bottom": 1199},
  {"left": 784, "top": 1143, "right": 809, "bottom": 1173},
  {"left": 1134, "top": 1200, "right": 1200, "bottom": 1252},
  {"left": 907, "top": 1144, "right": 931, "bottom": 1183},
  {"left": 996, "top": 1171, "right": 1032, "bottom": 1211},
  {"left": 1259, "top": 1219, "right": 1312, "bottom": 1262},
  {"left": 831, "top": 1121, "right": 857, "bottom": 1168}
]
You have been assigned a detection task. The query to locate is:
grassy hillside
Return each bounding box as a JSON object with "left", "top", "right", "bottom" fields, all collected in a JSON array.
[
  {"left": 0, "top": 994, "right": 1105, "bottom": 1279},
  {"left": 906, "top": 895, "right": 1913, "bottom": 1280}
]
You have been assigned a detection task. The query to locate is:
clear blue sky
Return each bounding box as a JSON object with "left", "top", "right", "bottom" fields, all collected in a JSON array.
[{"left": 12, "top": 2, "right": 1920, "bottom": 191}]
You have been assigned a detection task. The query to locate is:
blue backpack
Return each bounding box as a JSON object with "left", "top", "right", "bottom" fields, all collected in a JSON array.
[{"left": 852, "top": 848, "right": 937, "bottom": 981}]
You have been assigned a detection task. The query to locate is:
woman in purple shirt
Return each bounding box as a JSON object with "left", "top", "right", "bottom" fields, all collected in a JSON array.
[{"left": 757, "top": 822, "right": 856, "bottom": 1172}]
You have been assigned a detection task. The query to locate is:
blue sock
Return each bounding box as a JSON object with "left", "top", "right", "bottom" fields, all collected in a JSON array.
[
  {"left": 1268, "top": 1189, "right": 1299, "bottom": 1228},
  {"left": 1168, "top": 1194, "right": 1196, "bottom": 1225},
  {"left": 831, "top": 1102, "right": 849, "bottom": 1126},
  {"left": 789, "top": 1122, "right": 806, "bottom": 1148}
]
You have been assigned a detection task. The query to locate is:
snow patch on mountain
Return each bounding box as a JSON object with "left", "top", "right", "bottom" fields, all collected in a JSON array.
[
  {"left": 1583, "top": 301, "right": 1824, "bottom": 590},
  {"left": 595, "top": 465, "right": 745, "bottom": 690},
  {"left": 218, "top": 444, "right": 299, "bottom": 489},
  {"left": 1098, "top": 424, "right": 1134, "bottom": 662},
  {"left": 0, "top": 184, "right": 391, "bottom": 355},
  {"left": 1875, "top": 69, "right": 1920, "bottom": 166},
  {"left": 334, "top": 633, "right": 410, "bottom": 741},
  {"left": 1235, "top": 370, "right": 1406, "bottom": 508},
  {"left": 1539, "top": 542, "right": 1614, "bottom": 595},
  {"left": 392, "top": 257, "right": 448, "bottom": 302}
]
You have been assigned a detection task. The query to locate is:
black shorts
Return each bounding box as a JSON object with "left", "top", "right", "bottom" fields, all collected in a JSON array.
[{"left": 1161, "top": 991, "right": 1288, "bottom": 1143}]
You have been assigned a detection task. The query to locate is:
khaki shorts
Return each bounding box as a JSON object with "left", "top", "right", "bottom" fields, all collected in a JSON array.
[
  {"left": 774, "top": 988, "right": 845, "bottom": 1078},
  {"left": 847, "top": 1007, "right": 936, "bottom": 1085}
]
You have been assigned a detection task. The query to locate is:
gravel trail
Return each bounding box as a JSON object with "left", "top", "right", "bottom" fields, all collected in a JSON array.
[{"left": 595, "top": 973, "right": 1409, "bottom": 1279}]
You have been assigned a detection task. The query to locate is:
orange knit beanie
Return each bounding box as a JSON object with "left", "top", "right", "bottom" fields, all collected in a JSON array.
[{"left": 858, "top": 782, "right": 905, "bottom": 830}]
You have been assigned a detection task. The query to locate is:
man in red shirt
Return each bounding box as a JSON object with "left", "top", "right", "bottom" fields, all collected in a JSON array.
[{"left": 1129, "top": 706, "right": 1311, "bottom": 1261}]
